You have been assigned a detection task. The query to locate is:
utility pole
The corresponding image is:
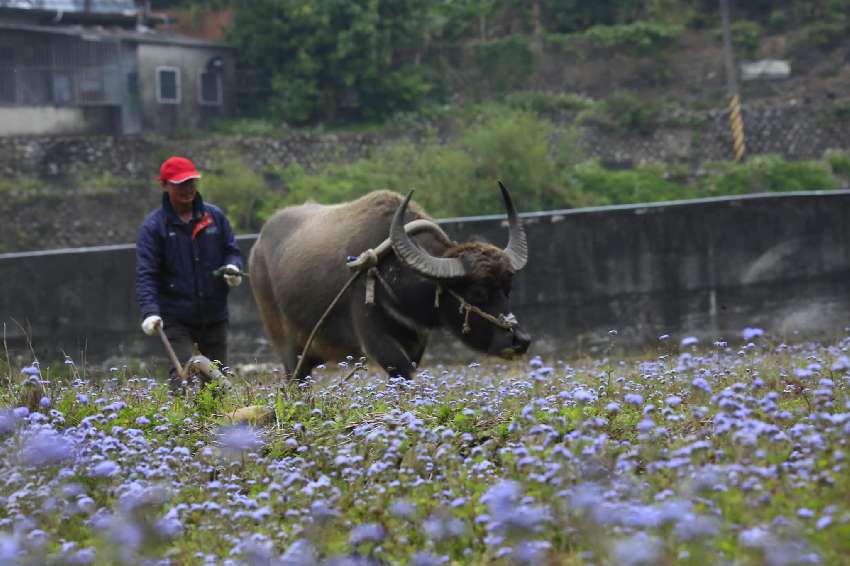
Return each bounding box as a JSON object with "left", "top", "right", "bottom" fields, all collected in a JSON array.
[{"left": 720, "top": 0, "right": 746, "bottom": 161}]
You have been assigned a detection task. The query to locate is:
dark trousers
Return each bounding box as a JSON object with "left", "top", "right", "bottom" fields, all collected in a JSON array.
[{"left": 162, "top": 318, "right": 228, "bottom": 387}]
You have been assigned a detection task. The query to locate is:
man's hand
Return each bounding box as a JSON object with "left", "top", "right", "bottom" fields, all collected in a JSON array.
[
  {"left": 141, "top": 315, "right": 163, "bottom": 336},
  {"left": 222, "top": 264, "right": 243, "bottom": 288}
]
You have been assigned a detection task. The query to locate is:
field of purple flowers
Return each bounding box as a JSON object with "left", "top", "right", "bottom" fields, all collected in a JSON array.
[{"left": 2, "top": 331, "right": 850, "bottom": 565}]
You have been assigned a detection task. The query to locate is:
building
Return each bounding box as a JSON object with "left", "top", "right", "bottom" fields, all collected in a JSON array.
[{"left": 0, "top": 1, "right": 236, "bottom": 136}]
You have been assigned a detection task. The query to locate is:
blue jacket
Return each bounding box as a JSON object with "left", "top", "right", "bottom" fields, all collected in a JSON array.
[{"left": 136, "top": 192, "right": 243, "bottom": 325}]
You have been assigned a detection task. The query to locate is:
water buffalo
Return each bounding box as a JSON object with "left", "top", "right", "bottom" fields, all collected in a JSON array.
[{"left": 248, "top": 183, "right": 531, "bottom": 379}]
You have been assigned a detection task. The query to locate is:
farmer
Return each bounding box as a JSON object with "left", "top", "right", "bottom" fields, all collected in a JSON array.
[{"left": 135, "top": 156, "right": 244, "bottom": 389}]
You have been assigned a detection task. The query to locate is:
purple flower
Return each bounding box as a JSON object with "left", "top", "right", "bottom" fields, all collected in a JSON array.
[
  {"left": 280, "top": 539, "right": 317, "bottom": 566},
  {"left": 742, "top": 327, "right": 765, "bottom": 340},
  {"left": 349, "top": 523, "right": 385, "bottom": 546},
  {"left": 389, "top": 499, "right": 416, "bottom": 519},
  {"left": 20, "top": 429, "right": 73, "bottom": 467},
  {"left": 65, "top": 547, "right": 96, "bottom": 565},
  {"left": 665, "top": 395, "right": 682, "bottom": 408},
  {"left": 0, "top": 411, "right": 16, "bottom": 435},
  {"left": 0, "top": 534, "right": 21, "bottom": 564},
  {"left": 90, "top": 460, "right": 120, "bottom": 478},
  {"left": 511, "top": 541, "right": 551, "bottom": 565},
  {"left": 680, "top": 336, "right": 699, "bottom": 347},
  {"left": 624, "top": 393, "right": 644, "bottom": 406},
  {"left": 611, "top": 533, "right": 662, "bottom": 566},
  {"left": 411, "top": 552, "right": 447, "bottom": 566},
  {"left": 310, "top": 500, "right": 340, "bottom": 523},
  {"left": 691, "top": 377, "right": 712, "bottom": 393},
  {"left": 482, "top": 481, "right": 522, "bottom": 516},
  {"left": 739, "top": 526, "right": 771, "bottom": 548},
  {"left": 20, "top": 365, "right": 40, "bottom": 377},
  {"left": 217, "top": 425, "right": 263, "bottom": 456},
  {"left": 424, "top": 513, "right": 466, "bottom": 542},
  {"left": 831, "top": 356, "right": 850, "bottom": 372}
]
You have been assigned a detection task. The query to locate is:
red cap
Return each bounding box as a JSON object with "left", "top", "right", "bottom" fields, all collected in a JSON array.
[{"left": 159, "top": 156, "right": 201, "bottom": 184}]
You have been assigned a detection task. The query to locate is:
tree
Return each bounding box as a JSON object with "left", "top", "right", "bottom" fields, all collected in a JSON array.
[{"left": 230, "top": 0, "right": 433, "bottom": 124}]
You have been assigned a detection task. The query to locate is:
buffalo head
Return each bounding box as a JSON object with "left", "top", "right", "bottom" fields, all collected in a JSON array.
[{"left": 390, "top": 182, "right": 531, "bottom": 358}]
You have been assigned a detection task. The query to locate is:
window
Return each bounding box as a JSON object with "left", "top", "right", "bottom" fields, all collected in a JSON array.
[
  {"left": 198, "top": 70, "right": 222, "bottom": 105},
  {"left": 0, "top": 46, "right": 14, "bottom": 104},
  {"left": 52, "top": 72, "right": 74, "bottom": 105},
  {"left": 78, "top": 68, "right": 105, "bottom": 103},
  {"left": 156, "top": 66, "right": 180, "bottom": 104}
]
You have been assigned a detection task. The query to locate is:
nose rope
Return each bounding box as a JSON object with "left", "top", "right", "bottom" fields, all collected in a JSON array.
[{"left": 440, "top": 286, "right": 518, "bottom": 334}]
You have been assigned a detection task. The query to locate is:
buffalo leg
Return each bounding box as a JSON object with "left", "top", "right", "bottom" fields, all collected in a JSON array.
[{"left": 363, "top": 338, "right": 416, "bottom": 379}]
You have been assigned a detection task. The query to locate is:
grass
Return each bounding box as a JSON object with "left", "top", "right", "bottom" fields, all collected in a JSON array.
[{"left": 2, "top": 331, "right": 850, "bottom": 564}]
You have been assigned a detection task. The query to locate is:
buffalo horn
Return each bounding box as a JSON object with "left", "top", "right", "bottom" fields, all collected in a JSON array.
[
  {"left": 390, "top": 191, "right": 467, "bottom": 279},
  {"left": 498, "top": 181, "right": 528, "bottom": 271}
]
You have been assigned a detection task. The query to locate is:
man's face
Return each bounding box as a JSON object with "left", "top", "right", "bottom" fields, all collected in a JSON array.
[{"left": 163, "top": 178, "right": 198, "bottom": 209}]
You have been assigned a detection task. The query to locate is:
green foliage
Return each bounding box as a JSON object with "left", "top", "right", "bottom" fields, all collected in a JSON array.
[
  {"left": 819, "top": 99, "right": 850, "bottom": 124},
  {"left": 697, "top": 155, "right": 840, "bottom": 195},
  {"left": 201, "top": 158, "right": 277, "bottom": 232},
  {"left": 502, "top": 91, "right": 597, "bottom": 115},
  {"left": 208, "top": 118, "right": 282, "bottom": 137},
  {"left": 268, "top": 107, "right": 575, "bottom": 218},
  {"left": 803, "top": 21, "right": 847, "bottom": 49},
  {"left": 540, "top": 0, "right": 646, "bottom": 33},
  {"left": 825, "top": 149, "right": 850, "bottom": 180},
  {"left": 730, "top": 20, "right": 763, "bottom": 58},
  {"left": 468, "top": 36, "right": 536, "bottom": 94},
  {"left": 574, "top": 21, "right": 683, "bottom": 57},
  {"left": 230, "top": 0, "right": 432, "bottom": 124},
  {"left": 568, "top": 161, "right": 690, "bottom": 206},
  {"left": 194, "top": 107, "right": 846, "bottom": 226},
  {"left": 0, "top": 176, "right": 43, "bottom": 196},
  {"left": 583, "top": 91, "right": 662, "bottom": 136}
]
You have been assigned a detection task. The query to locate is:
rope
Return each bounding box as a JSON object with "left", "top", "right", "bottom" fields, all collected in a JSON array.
[
  {"left": 289, "top": 220, "right": 518, "bottom": 380},
  {"left": 443, "top": 287, "right": 518, "bottom": 334},
  {"left": 291, "top": 220, "right": 449, "bottom": 381},
  {"left": 291, "top": 270, "right": 363, "bottom": 381}
]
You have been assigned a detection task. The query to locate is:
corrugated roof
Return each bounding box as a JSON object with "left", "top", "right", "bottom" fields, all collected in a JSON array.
[
  {"left": 0, "top": 0, "right": 137, "bottom": 15},
  {"left": 0, "top": 21, "right": 232, "bottom": 48}
]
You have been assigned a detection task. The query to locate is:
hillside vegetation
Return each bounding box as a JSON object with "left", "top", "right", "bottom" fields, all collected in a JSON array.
[
  {"left": 189, "top": 1, "right": 850, "bottom": 230},
  {"left": 5, "top": 1, "right": 850, "bottom": 251}
]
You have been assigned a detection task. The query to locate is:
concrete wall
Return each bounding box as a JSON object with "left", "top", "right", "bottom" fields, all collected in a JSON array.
[
  {"left": 2, "top": 191, "right": 850, "bottom": 370},
  {"left": 137, "top": 43, "right": 235, "bottom": 134}
]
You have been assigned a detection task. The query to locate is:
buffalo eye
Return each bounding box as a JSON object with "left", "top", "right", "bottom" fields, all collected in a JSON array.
[{"left": 466, "top": 285, "right": 489, "bottom": 304}]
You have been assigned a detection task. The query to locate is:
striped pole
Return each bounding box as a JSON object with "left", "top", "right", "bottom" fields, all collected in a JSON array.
[
  {"left": 720, "top": 0, "right": 745, "bottom": 161},
  {"left": 729, "top": 94, "right": 746, "bottom": 161}
]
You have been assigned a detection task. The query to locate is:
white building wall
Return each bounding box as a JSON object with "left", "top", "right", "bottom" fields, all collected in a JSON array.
[
  {"left": 0, "top": 106, "right": 87, "bottom": 135},
  {"left": 137, "top": 42, "right": 234, "bottom": 134}
]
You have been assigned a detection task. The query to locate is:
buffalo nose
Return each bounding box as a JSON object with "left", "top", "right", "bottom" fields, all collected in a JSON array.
[{"left": 512, "top": 328, "right": 531, "bottom": 353}]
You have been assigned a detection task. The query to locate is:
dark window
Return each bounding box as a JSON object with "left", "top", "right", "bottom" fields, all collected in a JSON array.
[
  {"left": 0, "top": 46, "right": 14, "bottom": 104},
  {"left": 78, "top": 68, "right": 105, "bottom": 103},
  {"left": 156, "top": 67, "right": 180, "bottom": 103},
  {"left": 52, "top": 72, "right": 74, "bottom": 105},
  {"left": 199, "top": 70, "right": 222, "bottom": 105}
]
